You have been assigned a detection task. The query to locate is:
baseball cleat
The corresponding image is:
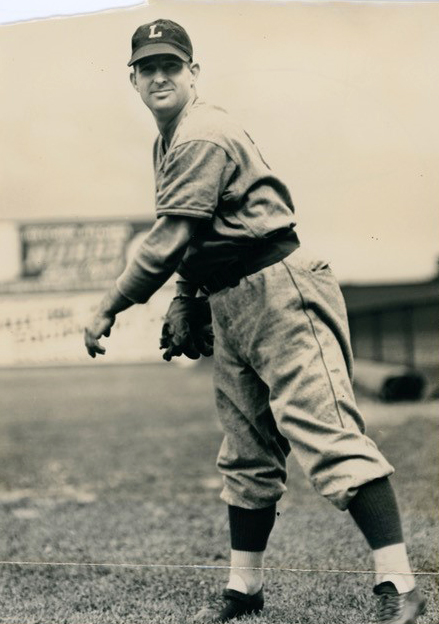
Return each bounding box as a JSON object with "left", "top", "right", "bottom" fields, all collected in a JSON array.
[
  {"left": 193, "top": 587, "right": 264, "bottom": 623},
  {"left": 373, "top": 581, "right": 427, "bottom": 624}
]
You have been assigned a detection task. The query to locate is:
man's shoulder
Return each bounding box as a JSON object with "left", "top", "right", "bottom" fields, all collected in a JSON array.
[
  {"left": 187, "top": 99, "right": 231, "bottom": 124},
  {"left": 175, "top": 100, "right": 242, "bottom": 148}
]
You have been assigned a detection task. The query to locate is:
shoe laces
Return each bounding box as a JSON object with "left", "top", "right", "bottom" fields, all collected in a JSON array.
[{"left": 377, "top": 592, "right": 403, "bottom": 622}]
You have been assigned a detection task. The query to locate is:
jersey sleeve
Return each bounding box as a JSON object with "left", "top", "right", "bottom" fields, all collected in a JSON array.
[
  {"left": 116, "top": 215, "right": 198, "bottom": 303},
  {"left": 156, "top": 140, "right": 234, "bottom": 219}
]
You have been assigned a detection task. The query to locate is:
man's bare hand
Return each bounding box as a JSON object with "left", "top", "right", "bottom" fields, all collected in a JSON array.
[{"left": 84, "top": 313, "right": 115, "bottom": 358}]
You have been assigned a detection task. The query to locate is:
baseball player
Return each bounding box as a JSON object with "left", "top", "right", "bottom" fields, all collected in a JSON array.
[{"left": 84, "top": 19, "right": 427, "bottom": 624}]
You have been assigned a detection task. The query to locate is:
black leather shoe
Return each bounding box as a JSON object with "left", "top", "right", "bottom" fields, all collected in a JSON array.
[
  {"left": 373, "top": 582, "right": 427, "bottom": 623},
  {"left": 194, "top": 587, "right": 264, "bottom": 623}
]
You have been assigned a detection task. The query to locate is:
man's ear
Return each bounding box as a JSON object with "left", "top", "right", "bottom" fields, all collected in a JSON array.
[
  {"left": 190, "top": 63, "right": 200, "bottom": 85},
  {"left": 130, "top": 71, "right": 139, "bottom": 92}
]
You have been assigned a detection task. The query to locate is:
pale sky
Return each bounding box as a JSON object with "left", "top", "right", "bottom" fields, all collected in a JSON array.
[{"left": 1, "top": 1, "right": 438, "bottom": 283}]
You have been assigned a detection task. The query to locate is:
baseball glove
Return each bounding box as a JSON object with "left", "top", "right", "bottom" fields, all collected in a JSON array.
[{"left": 160, "top": 296, "right": 214, "bottom": 361}]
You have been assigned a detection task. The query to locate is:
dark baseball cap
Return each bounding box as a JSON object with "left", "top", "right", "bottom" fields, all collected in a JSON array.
[{"left": 128, "top": 19, "right": 193, "bottom": 66}]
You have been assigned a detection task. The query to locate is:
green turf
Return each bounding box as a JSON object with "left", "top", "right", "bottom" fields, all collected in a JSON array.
[{"left": 0, "top": 364, "right": 437, "bottom": 623}]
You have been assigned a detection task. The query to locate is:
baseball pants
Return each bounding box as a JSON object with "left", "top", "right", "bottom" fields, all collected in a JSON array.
[{"left": 209, "top": 247, "right": 394, "bottom": 511}]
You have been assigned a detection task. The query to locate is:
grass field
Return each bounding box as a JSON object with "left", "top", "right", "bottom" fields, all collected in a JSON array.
[{"left": 0, "top": 363, "right": 437, "bottom": 624}]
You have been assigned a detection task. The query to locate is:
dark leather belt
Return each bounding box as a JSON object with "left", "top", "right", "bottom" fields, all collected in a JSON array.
[{"left": 202, "top": 236, "right": 300, "bottom": 295}]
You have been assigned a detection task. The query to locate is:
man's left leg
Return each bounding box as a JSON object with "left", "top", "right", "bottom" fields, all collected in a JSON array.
[
  {"left": 348, "top": 477, "right": 426, "bottom": 623},
  {"left": 243, "top": 250, "right": 427, "bottom": 624}
]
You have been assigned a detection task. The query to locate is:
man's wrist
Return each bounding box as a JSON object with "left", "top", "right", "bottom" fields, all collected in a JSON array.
[{"left": 96, "top": 285, "right": 133, "bottom": 317}]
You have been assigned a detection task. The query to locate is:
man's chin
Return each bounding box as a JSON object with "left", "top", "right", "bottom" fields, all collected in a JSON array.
[
  {"left": 150, "top": 100, "right": 176, "bottom": 113},
  {"left": 150, "top": 102, "right": 181, "bottom": 122}
]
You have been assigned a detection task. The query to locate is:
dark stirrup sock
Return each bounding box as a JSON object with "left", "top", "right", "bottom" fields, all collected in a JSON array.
[
  {"left": 348, "top": 477, "right": 404, "bottom": 550},
  {"left": 228, "top": 504, "right": 276, "bottom": 552}
]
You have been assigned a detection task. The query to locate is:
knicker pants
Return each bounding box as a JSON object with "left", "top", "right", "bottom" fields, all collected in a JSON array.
[{"left": 209, "top": 248, "right": 394, "bottom": 512}]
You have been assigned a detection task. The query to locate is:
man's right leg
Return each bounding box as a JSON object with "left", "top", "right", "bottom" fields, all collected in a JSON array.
[
  {"left": 194, "top": 502, "right": 277, "bottom": 623},
  {"left": 227, "top": 503, "right": 276, "bottom": 596},
  {"left": 194, "top": 294, "right": 290, "bottom": 622}
]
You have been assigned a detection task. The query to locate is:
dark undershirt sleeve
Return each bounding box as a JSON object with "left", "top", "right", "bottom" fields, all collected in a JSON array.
[
  {"left": 116, "top": 215, "right": 199, "bottom": 304},
  {"left": 156, "top": 140, "right": 235, "bottom": 219}
]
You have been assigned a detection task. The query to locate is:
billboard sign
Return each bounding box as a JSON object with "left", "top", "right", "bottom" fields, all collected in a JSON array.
[{"left": 0, "top": 220, "right": 152, "bottom": 293}]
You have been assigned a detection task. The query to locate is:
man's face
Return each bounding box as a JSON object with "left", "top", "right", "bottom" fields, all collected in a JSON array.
[{"left": 130, "top": 54, "right": 199, "bottom": 122}]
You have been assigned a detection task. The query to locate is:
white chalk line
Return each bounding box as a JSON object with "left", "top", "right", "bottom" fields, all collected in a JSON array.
[{"left": 0, "top": 560, "right": 437, "bottom": 575}]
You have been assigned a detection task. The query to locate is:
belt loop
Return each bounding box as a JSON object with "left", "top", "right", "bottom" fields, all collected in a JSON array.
[{"left": 199, "top": 285, "right": 211, "bottom": 296}]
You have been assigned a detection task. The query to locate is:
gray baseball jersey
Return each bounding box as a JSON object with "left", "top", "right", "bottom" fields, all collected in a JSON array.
[{"left": 118, "top": 96, "right": 393, "bottom": 510}]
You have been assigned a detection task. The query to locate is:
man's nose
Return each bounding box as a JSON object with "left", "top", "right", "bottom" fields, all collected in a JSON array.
[{"left": 153, "top": 69, "right": 167, "bottom": 83}]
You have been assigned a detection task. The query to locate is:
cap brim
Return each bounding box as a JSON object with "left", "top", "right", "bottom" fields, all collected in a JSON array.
[{"left": 128, "top": 43, "right": 190, "bottom": 66}]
